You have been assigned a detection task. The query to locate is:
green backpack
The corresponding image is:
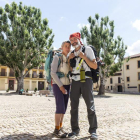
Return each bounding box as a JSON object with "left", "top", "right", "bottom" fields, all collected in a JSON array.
[{"left": 45, "top": 50, "right": 69, "bottom": 84}]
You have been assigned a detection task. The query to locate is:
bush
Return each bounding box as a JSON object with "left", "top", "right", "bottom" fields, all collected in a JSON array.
[
  {"left": 34, "top": 88, "right": 37, "bottom": 93},
  {"left": 26, "top": 89, "right": 28, "bottom": 93},
  {"left": 6, "top": 88, "right": 9, "bottom": 92}
]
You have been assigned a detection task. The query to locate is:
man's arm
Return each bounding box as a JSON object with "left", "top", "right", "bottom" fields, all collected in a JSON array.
[
  {"left": 84, "top": 57, "right": 97, "bottom": 69},
  {"left": 68, "top": 58, "right": 73, "bottom": 72},
  {"left": 68, "top": 53, "right": 75, "bottom": 71},
  {"left": 79, "top": 52, "right": 97, "bottom": 69}
]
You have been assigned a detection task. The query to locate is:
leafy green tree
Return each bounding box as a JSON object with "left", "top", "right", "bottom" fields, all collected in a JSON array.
[
  {"left": 81, "top": 14, "right": 127, "bottom": 95},
  {"left": 0, "top": 2, "right": 54, "bottom": 92}
]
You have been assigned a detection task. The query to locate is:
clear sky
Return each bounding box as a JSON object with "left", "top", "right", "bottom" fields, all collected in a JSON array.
[{"left": 0, "top": 0, "right": 140, "bottom": 57}]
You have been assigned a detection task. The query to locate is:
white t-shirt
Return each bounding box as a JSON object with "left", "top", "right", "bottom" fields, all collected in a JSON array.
[{"left": 72, "top": 46, "right": 96, "bottom": 81}]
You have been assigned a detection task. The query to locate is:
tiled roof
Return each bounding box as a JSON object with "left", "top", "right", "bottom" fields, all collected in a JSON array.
[{"left": 125, "top": 53, "right": 140, "bottom": 59}]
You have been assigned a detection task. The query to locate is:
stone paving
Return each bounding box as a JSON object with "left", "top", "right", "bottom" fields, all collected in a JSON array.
[{"left": 0, "top": 92, "right": 140, "bottom": 140}]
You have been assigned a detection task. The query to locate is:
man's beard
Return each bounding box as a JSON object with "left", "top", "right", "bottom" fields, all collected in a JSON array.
[{"left": 72, "top": 39, "right": 81, "bottom": 49}]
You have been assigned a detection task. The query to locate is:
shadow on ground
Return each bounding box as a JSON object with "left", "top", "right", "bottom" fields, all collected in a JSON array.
[
  {"left": 0, "top": 133, "right": 91, "bottom": 140},
  {"left": 94, "top": 95, "right": 112, "bottom": 98},
  {"left": 0, "top": 92, "right": 19, "bottom": 96},
  {"left": 0, "top": 92, "right": 113, "bottom": 99}
]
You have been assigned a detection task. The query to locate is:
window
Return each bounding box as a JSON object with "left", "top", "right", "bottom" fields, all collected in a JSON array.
[
  {"left": 39, "top": 72, "right": 43, "bottom": 78},
  {"left": 126, "top": 65, "right": 129, "bottom": 70},
  {"left": 138, "top": 72, "right": 140, "bottom": 80},
  {"left": 128, "top": 84, "right": 129, "bottom": 87},
  {"left": 110, "top": 78, "right": 113, "bottom": 84},
  {"left": 126, "top": 77, "right": 130, "bottom": 82},
  {"left": 118, "top": 77, "right": 121, "bottom": 83},
  {"left": 111, "top": 86, "right": 112, "bottom": 90},
  {"left": 138, "top": 61, "right": 140, "bottom": 68},
  {"left": 32, "top": 71, "right": 37, "bottom": 78},
  {"left": 1, "top": 68, "right": 6, "bottom": 76},
  {"left": 108, "top": 86, "right": 109, "bottom": 89}
]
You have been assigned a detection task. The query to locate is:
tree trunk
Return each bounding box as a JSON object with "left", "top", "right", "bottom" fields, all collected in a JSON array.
[
  {"left": 16, "top": 76, "right": 24, "bottom": 93},
  {"left": 98, "top": 76, "right": 105, "bottom": 95}
]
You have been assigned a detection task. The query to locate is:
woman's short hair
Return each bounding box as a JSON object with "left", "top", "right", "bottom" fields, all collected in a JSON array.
[{"left": 61, "top": 40, "right": 71, "bottom": 48}]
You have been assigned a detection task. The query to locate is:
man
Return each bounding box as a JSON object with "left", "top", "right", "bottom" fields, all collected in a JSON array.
[{"left": 68, "top": 32, "right": 98, "bottom": 140}]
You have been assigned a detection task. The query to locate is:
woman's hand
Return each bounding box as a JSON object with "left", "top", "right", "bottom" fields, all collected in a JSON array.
[{"left": 60, "top": 86, "right": 66, "bottom": 94}]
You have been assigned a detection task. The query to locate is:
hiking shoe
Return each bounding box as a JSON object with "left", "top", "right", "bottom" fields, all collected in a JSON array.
[
  {"left": 52, "top": 129, "right": 63, "bottom": 138},
  {"left": 68, "top": 132, "right": 79, "bottom": 138},
  {"left": 60, "top": 127, "right": 67, "bottom": 134},
  {"left": 90, "top": 133, "right": 98, "bottom": 140},
  {"left": 59, "top": 127, "right": 68, "bottom": 138},
  {"left": 60, "top": 133, "right": 67, "bottom": 138}
]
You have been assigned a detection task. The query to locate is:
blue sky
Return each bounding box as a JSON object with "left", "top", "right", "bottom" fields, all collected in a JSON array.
[{"left": 0, "top": 0, "right": 140, "bottom": 57}]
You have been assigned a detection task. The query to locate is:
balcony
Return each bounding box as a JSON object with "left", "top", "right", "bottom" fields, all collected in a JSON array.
[
  {"left": 32, "top": 74, "right": 38, "bottom": 78},
  {"left": 9, "top": 72, "right": 15, "bottom": 77},
  {"left": 33, "top": 67, "right": 38, "bottom": 69},
  {"left": 114, "top": 73, "right": 122, "bottom": 76},
  {"left": 0, "top": 72, "right": 7, "bottom": 76},
  {"left": 39, "top": 66, "right": 44, "bottom": 70}
]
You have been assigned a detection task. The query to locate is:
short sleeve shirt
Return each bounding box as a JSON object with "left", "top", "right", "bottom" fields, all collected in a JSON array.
[{"left": 72, "top": 46, "right": 95, "bottom": 81}]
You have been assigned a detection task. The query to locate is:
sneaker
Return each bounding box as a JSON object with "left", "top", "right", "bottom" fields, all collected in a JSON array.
[
  {"left": 90, "top": 133, "right": 98, "bottom": 140},
  {"left": 60, "top": 127, "right": 68, "bottom": 134},
  {"left": 60, "top": 133, "right": 67, "bottom": 138},
  {"left": 68, "top": 132, "right": 79, "bottom": 138},
  {"left": 52, "top": 129, "right": 63, "bottom": 138}
]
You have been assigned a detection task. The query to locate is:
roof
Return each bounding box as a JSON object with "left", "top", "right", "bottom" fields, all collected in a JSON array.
[{"left": 125, "top": 53, "right": 140, "bottom": 59}]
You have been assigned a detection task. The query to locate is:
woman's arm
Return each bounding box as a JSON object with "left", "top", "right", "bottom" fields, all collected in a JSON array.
[
  {"left": 51, "top": 56, "right": 66, "bottom": 94},
  {"left": 51, "top": 55, "right": 63, "bottom": 87}
]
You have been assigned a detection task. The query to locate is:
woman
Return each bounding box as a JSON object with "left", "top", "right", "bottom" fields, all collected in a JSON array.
[{"left": 51, "top": 41, "right": 71, "bottom": 138}]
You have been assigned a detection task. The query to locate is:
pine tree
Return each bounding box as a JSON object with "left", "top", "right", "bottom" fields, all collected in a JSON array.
[
  {"left": 0, "top": 2, "right": 54, "bottom": 92},
  {"left": 81, "top": 14, "right": 127, "bottom": 95}
]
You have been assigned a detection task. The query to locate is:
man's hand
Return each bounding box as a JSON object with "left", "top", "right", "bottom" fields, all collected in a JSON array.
[
  {"left": 60, "top": 86, "right": 66, "bottom": 94},
  {"left": 79, "top": 52, "right": 86, "bottom": 60},
  {"left": 69, "top": 53, "right": 75, "bottom": 60}
]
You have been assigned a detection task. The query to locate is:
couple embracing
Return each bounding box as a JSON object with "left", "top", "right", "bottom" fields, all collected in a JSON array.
[{"left": 50, "top": 32, "right": 98, "bottom": 140}]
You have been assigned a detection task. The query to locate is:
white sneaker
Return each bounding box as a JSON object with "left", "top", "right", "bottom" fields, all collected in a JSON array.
[{"left": 91, "top": 133, "right": 98, "bottom": 140}]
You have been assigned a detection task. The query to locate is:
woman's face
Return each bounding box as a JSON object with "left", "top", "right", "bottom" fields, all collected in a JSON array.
[{"left": 62, "top": 42, "right": 71, "bottom": 55}]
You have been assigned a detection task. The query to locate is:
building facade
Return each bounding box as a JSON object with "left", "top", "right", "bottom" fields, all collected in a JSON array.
[
  {"left": 105, "top": 53, "right": 140, "bottom": 93},
  {"left": 0, "top": 64, "right": 47, "bottom": 91}
]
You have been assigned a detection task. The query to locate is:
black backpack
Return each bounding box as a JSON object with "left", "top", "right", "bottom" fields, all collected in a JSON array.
[
  {"left": 82, "top": 46, "right": 99, "bottom": 83},
  {"left": 70, "top": 46, "right": 100, "bottom": 83}
]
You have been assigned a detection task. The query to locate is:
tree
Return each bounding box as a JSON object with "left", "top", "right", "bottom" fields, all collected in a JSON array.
[
  {"left": 80, "top": 14, "right": 127, "bottom": 95},
  {"left": 0, "top": 2, "right": 54, "bottom": 93}
]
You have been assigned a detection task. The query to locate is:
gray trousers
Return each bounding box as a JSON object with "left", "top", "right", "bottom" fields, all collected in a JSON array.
[{"left": 70, "top": 78, "right": 98, "bottom": 134}]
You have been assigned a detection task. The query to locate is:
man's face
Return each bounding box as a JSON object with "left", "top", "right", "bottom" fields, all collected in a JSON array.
[{"left": 70, "top": 37, "right": 78, "bottom": 47}]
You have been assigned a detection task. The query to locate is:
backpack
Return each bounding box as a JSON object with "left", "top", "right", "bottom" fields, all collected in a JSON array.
[
  {"left": 82, "top": 46, "right": 99, "bottom": 83},
  {"left": 45, "top": 50, "right": 70, "bottom": 84}
]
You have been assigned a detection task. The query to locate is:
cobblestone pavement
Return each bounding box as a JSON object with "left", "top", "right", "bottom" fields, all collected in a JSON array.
[{"left": 0, "top": 92, "right": 140, "bottom": 140}]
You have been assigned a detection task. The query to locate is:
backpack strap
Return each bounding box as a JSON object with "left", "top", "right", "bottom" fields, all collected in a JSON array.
[
  {"left": 56, "top": 53, "right": 63, "bottom": 68},
  {"left": 70, "top": 46, "right": 86, "bottom": 77},
  {"left": 79, "top": 46, "right": 97, "bottom": 69},
  {"left": 71, "top": 50, "right": 74, "bottom": 53},
  {"left": 79, "top": 46, "right": 86, "bottom": 63}
]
